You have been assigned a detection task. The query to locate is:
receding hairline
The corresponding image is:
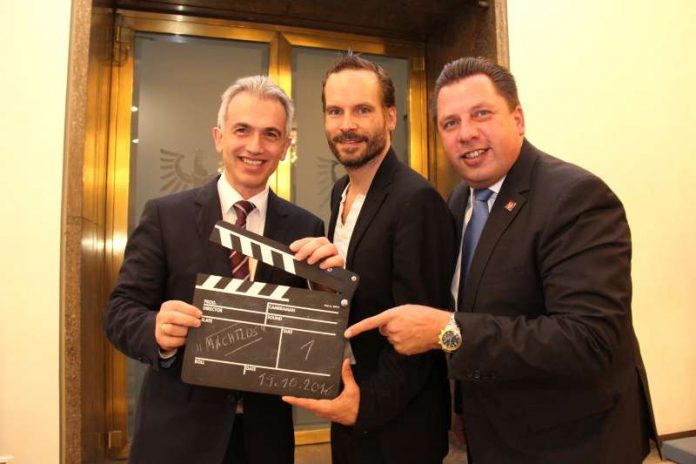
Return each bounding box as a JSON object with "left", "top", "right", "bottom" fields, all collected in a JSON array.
[
  {"left": 216, "top": 75, "right": 294, "bottom": 135},
  {"left": 321, "top": 52, "right": 396, "bottom": 111},
  {"left": 323, "top": 69, "right": 389, "bottom": 106},
  {"left": 220, "top": 89, "right": 290, "bottom": 134}
]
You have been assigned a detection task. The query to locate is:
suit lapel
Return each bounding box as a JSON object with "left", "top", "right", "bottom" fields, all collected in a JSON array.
[
  {"left": 194, "top": 176, "right": 230, "bottom": 277},
  {"left": 328, "top": 176, "right": 349, "bottom": 240},
  {"left": 460, "top": 140, "right": 538, "bottom": 311},
  {"left": 345, "top": 150, "right": 399, "bottom": 268},
  {"left": 254, "top": 189, "right": 289, "bottom": 283},
  {"left": 448, "top": 183, "right": 470, "bottom": 244}
]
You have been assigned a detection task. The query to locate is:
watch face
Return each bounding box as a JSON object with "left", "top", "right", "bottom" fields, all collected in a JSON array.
[{"left": 441, "top": 329, "right": 462, "bottom": 351}]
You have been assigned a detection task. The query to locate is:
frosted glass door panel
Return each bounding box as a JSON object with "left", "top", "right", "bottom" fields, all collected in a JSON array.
[
  {"left": 129, "top": 33, "right": 268, "bottom": 228},
  {"left": 127, "top": 32, "right": 268, "bottom": 436}
]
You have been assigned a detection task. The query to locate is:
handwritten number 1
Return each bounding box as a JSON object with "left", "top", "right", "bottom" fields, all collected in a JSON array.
[{"left": 300, "top": 339, "right": 315, "bottom": 361}]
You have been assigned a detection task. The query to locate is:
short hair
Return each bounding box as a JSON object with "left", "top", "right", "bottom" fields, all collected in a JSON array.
[
  {"left": 321, "top": 52, "right": 396, "bottom": 110},
  {"left": 216, "top": 75, "right": 294, "bottom": 136},
  {"left": 431, "top": 57, "right": 520, "bottom": 119}
]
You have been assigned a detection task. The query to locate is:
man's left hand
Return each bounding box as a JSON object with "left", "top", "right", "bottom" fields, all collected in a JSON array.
[
  {"left": 290, "top": 236, "right": 344, "bottom": 269},
  {"left": 282, "top": 358, "right": 359, "bottom": 426}
]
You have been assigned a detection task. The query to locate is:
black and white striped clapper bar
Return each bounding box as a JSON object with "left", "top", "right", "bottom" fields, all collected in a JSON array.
[{"left": 182, "top": 220, "right": 359, "bottom": 399}]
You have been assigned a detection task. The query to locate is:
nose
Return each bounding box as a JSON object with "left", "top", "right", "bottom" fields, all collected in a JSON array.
[
  {"left": 339, "top": 113, "right": 358, "bottom": 132},
  {"left": 458, "top": 120, "right": 478, "bottom": 143},
  {"left": 246, "top": 132, "right": 262, "bottom": 154}
]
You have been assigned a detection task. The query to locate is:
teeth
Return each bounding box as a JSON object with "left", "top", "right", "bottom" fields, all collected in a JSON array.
[
  {"left": 464, "top": 149, "right": 485, "bottom": 159},
  {"left": 241, "top": 158, "right": 262, "bottom": 165}
]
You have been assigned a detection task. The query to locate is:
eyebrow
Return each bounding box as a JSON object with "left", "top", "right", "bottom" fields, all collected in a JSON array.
[
  {"left": 231, "top": 122, "right": 283, "bottom": 136},
  {"left": 437, "top": 113, "right": 459, "bottom": 123},
  {"left": 325, "top": 101, "right": 376, "bottom": 109},
  {"left": 469, "top": 101, "right": 491, "bottom": 111}
]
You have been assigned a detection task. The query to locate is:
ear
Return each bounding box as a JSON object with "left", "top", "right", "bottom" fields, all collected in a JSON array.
[
  {"left": 513, "top": 105, "right": 525, "bottom": 136},
  {"left": 212, "top": 126, "right": 223, "bottom": 153},
  {"left": 386, "top": 106, "right": 397, "bottom": 132}
]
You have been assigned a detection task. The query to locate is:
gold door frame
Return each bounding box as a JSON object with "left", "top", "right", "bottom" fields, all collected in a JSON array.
[{"left": 107, "top": 9, "right": 427, "bottom": 458}]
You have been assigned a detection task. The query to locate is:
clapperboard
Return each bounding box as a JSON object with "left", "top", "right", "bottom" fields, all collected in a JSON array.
[{"left": 182, "top": 220, "right": 358, "bottom": 399}]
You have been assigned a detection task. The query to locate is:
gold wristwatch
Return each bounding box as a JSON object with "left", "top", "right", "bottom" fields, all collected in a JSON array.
[{"left": 437, "top": 313, "right": 462, "bottom": 353}]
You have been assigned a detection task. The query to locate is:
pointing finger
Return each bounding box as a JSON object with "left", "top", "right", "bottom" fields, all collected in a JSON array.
[{"left": 344, "top": 310, "right": 396, "bottom": 339}]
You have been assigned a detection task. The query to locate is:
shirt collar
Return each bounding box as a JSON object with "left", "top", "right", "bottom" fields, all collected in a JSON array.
[
  {"left": 339, "top": 183, "right": 366, "bottom": 202},
  {"left": 469, "top": 175, "right": 506, "bottom": 199},
  {"left": 217, "top": 173, "right": 269, "bottom": 218}
]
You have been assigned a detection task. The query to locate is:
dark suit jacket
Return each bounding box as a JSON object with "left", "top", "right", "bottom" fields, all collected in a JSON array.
[
  {"left": 328, "top": 150, "right": 456, "bottom": 464},
  {"left": 449, "top": 140, "right": 658, "bottom": 464},
  {"left": 103, "top": 177, "right": 324, "bottom": 464}
]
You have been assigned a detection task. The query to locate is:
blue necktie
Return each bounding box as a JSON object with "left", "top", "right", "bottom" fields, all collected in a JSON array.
[{"left": 458, "top": 188, "right": 493, "bottom": 308}]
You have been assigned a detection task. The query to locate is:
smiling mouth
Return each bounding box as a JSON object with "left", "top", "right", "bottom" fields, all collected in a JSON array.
[
  {"left": 462, "top": 148, "right": 487, "bottom": 160},
  {"left": 240, "top": 157, "right": 264, "bottom": 166}
]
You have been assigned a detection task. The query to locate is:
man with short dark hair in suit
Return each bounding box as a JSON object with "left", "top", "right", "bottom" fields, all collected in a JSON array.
[
  {"left": 103, "top": 75, "right": 341, "bottom": 464},
  {"left": 283, "top": 54, "right": 456, "bottom": 464},
  {"left": 346, "top": 57, "right": 659, "bottom": 464}
]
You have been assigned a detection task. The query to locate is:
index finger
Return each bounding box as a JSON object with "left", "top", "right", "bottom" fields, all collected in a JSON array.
[
  {"left": 344, "top": 310, "right": 397, "bottom": 339},
  {"left": 162, "top": 311, "right": 203, "bottom": 328},
  {"left": 289, "top": 236, "right": 315, "bottom": 253}
]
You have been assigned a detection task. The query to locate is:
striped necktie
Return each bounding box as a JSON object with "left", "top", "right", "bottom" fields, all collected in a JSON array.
[{"left": 230, "top": 200, "right": 255, "bottom": 280}]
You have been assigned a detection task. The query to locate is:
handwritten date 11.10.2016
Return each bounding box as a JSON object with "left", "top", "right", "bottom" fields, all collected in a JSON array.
[{"left": 258, "top": 372, "right": 335, "bottom": 397}]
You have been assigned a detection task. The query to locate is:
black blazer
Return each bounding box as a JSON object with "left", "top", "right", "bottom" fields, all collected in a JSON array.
[
  {"left": 449, "top": 140, "right": 658, "bottom": 464},
  {"left": 328, "top": 150, "right": 457, "bottom": 464},
  {"left": 103, "top": 177, "right": 324, "bottom": 464}
]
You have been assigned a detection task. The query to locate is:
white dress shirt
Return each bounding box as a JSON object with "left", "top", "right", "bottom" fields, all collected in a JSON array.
[{"left": 332, "top": 184, "right": 366, "bottom": 261}]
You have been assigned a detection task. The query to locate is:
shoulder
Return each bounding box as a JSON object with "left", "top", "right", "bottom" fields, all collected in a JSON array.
[
  {"left": 137, "top": 186, "right": 206, "bottom": 225},
  {"left": 527, "top": 149, "right": 625, "bottom": 230},
  {"left": 535, "top": 150, "right": 592, "bottom": 180},
  {"left": 271, "top": 193, "right": 323, "bottom": 225},
  {"left": 149, "top": 181, "right": 212, "bottom": 210},
  {"left": 533, "top": 150, "right": 614, "bottom": 198},
  {"left": 381, "top": 165, "right": 452, "bottom": 225},
  {"left": 390, "top": 162, "right": 443, "bottom": 200}
]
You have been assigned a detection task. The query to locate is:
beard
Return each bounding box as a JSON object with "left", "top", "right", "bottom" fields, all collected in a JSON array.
[{"left": 327, "top": 128, "right": 388, "bottom": 169}]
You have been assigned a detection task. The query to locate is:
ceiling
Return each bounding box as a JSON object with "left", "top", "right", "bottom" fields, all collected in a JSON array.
[{"left": 113, "top": 0, "right": 481, "bottom": 41}]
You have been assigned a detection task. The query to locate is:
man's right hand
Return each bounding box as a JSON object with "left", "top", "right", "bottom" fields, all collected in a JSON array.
[
  {"left": 345, "top": 305, "right": 450, "bottom": 355},
  {"left": 155, "top": 300, "right": 203, "bottom": 352},
  {"left": 453, "top": 413, "right": 467, "bottom": 447}
]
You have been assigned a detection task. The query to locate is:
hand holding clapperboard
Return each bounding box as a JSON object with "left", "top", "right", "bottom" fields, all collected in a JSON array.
[{"left": 182, "top": 220, "right": 358, "bottom": 399}]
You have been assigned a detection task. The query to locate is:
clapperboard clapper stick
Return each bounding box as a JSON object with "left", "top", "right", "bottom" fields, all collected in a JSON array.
[{"left": 181, "top": 220, "right": 359, "bottom": 399}]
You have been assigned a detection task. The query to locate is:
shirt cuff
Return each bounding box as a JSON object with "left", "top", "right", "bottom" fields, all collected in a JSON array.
[{"left": 158, "top": 347, "right": 177, "bottom": 368}]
